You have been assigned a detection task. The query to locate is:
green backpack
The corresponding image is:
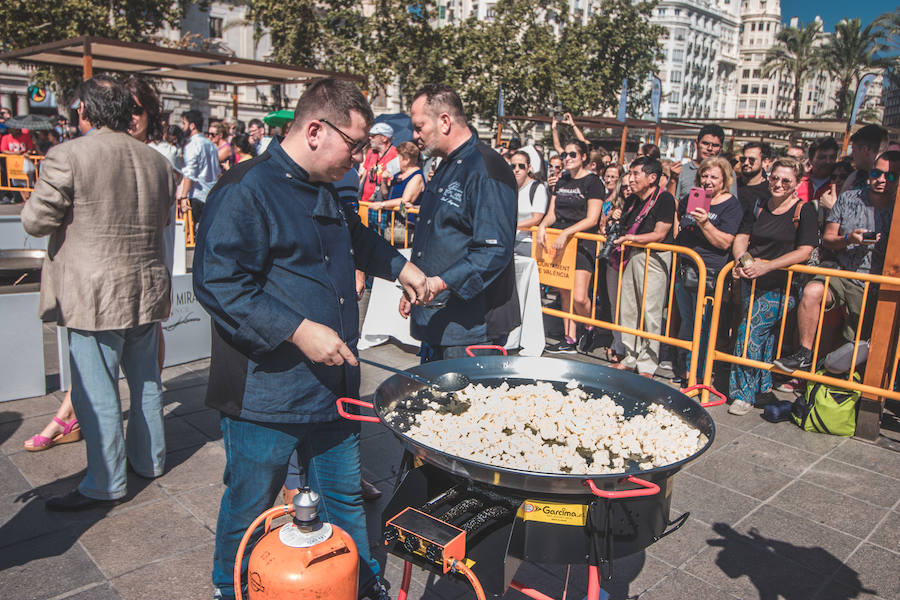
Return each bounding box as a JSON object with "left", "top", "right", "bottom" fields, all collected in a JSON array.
[{"left": 791, "top": 370, "right": 860, "bottom": 436}]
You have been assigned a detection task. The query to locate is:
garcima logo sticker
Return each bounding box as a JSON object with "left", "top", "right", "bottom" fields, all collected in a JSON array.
[{"left": 523, "top": 503, "right": 535, "bottom": 513}]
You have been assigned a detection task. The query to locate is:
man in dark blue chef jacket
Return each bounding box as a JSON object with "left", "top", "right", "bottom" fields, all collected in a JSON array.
[
  {"left": 193, "top": 78, "right": 427, "bottom": 600},
  {"left": 402, "top": 84, "right": 520, "bottom": 360}
]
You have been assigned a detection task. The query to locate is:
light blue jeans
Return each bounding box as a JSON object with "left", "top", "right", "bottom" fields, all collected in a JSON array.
[{"left": 68, "top": 324, "right": 166, "bottom": 500}]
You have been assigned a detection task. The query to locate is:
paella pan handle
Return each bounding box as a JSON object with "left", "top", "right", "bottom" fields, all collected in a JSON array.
[
  {"left": 584, "top": 476, "right": 660, "bottom": 499},
  {"left": 464, "top": 345, "right": 508, "bottom": 357},
  {"left": 335, "top": 398, "right": 381, "bottom": 423},
  {"left": 680, "top": 384, "right": 727, "bottom": 407}
]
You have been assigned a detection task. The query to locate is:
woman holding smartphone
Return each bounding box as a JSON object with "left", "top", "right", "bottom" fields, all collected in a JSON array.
[
  {"left": 727, "top": 157, "right": 817, "bottom": 415},
  {"left": 672, "top": 157, "right": 743, "bottom": 386},
  {"left": 537, "top": 141, "right": 605, "bottom": 353}
]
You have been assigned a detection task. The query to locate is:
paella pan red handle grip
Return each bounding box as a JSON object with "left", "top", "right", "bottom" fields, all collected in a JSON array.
[
  {"left": 465, "top": 345, "right": 508, "bottom": 357},
  {"left": 584, "top": 476, "right": 660, "bottom": 498},
  {"left": 680, "top": 384, "right": 727, "bottom": 407},
  {"left": 335, "top": 398, "right": 381, "bottom": 423}
]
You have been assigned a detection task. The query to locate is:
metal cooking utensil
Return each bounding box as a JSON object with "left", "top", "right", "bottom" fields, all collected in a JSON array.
[{"left": 358, "top": 357, "right": 470, "bottom": 392}]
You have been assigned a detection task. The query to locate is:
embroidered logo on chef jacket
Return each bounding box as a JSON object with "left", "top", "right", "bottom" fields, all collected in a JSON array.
[
  {"left": 439, "top": 181, "right": 464, "bottom": 207},
  {"left": 519, "top": 500, "right": 587, "bottom": 526}
]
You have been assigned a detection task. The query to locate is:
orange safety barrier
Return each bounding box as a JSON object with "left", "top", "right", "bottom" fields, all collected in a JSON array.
[
  {"left": 177, "top": 205, "right": 195, "bottom": 248},
  {"left": 700, "top": 261, "right": 900, "bottom": 405},
  {"left": 0, "top": 153, "right": 44, "bottom": 193},
  {"left": 358, "top": 200, "right": 419, "bottom": 249},
  {"left": 535, "top": 228, "right": 714, "bottom": 396}
]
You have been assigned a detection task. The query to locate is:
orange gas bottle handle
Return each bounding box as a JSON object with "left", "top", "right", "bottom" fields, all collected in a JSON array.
[{"left": 234, "top": 505, "right": 291, "bottom": 600}]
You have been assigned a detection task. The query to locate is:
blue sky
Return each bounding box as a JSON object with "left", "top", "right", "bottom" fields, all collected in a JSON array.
[{"left": 779, "top": 0, "right": 895, "bottom": 32}]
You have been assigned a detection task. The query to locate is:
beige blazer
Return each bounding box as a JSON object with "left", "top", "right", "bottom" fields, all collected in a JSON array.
[{"left": 21, "top": 128, "right": 177, "bottom": 331}]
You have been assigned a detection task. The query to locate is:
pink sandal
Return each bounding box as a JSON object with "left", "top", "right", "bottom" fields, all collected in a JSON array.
[{"left": 24, "top": 417, "right": 81, "bottom": 452}]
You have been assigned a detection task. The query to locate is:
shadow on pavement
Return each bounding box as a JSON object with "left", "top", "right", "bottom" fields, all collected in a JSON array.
[
  {"left": 708, "top": 522, "right": 875, "bottom": 600},
  {"left": 0, "top": 411, "right": 22, "bottom": 446}
]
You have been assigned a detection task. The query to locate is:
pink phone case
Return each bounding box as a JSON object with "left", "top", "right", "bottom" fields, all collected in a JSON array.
[{"left": 686, "top": 187, "right": 711, "bottom": 214}]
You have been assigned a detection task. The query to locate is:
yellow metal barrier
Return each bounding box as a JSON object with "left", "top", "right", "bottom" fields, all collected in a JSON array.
[
  {"left": 536, "top": 228, "right": 713, "bottom": 396},
  {"left": 358, "top": 200, "right": 419, "bottom": 249},
  {"left": 700, "top": 261, "right": 900, "bottom": 404},
  {"left": 1, "top": 153, "right": 43, "bottom": 193}
]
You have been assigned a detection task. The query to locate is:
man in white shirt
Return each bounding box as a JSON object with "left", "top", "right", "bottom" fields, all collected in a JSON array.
[{"left": 179, "top": 110, "right": 221, "bottom": 231}]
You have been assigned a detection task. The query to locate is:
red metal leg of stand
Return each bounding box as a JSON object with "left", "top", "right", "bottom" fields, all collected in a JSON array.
[
  {"left": 587, "top": 565, "right": 601, "bottom": 600},
  {"left": 509, "top": 580, "right": 556, "bottom": 600},
  {"left": 397, "top": 560, "right": 413, "bottom": 600}
]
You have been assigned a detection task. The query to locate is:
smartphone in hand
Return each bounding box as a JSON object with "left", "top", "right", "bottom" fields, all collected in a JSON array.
[
  {"left": 686, "top": 187, "right": 710, "bottom": 214},
  {"left": 862, "top": 231, "right": 878, "bottom": 244}
]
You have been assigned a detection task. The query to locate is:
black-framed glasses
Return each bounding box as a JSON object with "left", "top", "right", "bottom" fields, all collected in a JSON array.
[
  {"left": 320, "top": 118, "right": 369, "bottom": 155},
  {"left": 512, "top": 163, "right": 528, "bottom": 171},
  {"left": 870, "top": 168, "right": 898, "bottom": 182},
  {"left": 562, "top": 151, "right": 579, "bottom": 159},
  {"left": 739, "top": 156, "right": 757, "bottom": 164},
  {"left": 699, "top": 140, "right": 722, "bottom": 149}
]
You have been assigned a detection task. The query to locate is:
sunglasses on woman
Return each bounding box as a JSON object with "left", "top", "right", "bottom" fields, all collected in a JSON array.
[
  {"left": 870, "top": 168, "right": 898, "bottom": 182},
  {"left": 562, "top": 151, "right": 580, "bottom": 159},
  {"left": 512, "top": 163, "right": 528, "bottom": 171}
]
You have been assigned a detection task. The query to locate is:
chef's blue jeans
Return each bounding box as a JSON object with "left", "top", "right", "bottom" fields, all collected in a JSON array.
[
  {"left": 212, "top": 416, "right": 378, "bottom": 599},
  {"left": 68, "top": 324, "right": 165, "bottom": 500}
]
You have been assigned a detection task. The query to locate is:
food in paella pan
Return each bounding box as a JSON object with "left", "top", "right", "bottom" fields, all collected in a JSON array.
[{"left": 402, "top": 381, "right": 707, "bottom": 475}]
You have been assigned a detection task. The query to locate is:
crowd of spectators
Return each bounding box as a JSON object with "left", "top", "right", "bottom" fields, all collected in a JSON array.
[{"left": 4, "top": 88, "right": 899, "bottom": 419}]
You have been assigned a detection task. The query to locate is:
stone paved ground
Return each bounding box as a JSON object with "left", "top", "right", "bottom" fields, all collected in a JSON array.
[{"left": 1, "top": 331, "right": 899, "bottom": 600}]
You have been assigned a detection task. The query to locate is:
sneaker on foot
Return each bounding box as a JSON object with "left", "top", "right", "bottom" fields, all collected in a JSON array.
[
  {"left": 728, "top": 399, "right": 754, "bottom": 415},
  {"left": 773, "top": 348, "right": 812, "bottom": 372},
  {"left": 546, "top": 340, "right": 576, "bottom": 354}
]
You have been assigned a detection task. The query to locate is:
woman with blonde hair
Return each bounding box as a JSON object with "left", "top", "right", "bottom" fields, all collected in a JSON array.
[{"left": 672, "top": 156, "right": 743, "bottom": 385}]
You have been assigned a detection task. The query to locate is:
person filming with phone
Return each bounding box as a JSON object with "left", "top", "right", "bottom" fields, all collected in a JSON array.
[
  {"left": 774, "top": 150, "right": 900, "bottom": 374},
  {"left": 672, "top": 157, "right": 743, "bottom": 386}
]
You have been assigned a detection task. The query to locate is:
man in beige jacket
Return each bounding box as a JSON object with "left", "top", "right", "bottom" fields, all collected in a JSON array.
[{"left": 22, "top": 75, "right": 176, "bottom": 511}]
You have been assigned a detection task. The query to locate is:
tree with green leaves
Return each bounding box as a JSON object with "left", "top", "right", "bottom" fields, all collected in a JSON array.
[
  {"left": 873, "top": 6, "right": 900, "bottom": 53},
  {"left": 761, "top": 22, "right": 824, "bottom": 121},
  {"left": 0, "top": 1, "right": 188, "bottom": 100},
  {"left": 819, "top": 18, "right": 892, "bottom": 120}
]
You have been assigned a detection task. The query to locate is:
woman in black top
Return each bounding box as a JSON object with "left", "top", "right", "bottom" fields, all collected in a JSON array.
[
  {"left": 673, "top": 157, "right": 743, "bottom": 385},
  {"left": 727, "top": 157, "right": 817, "bottom": 415},
  {"left": 537, "top": 141, "right": 605, "bottom": 353}
]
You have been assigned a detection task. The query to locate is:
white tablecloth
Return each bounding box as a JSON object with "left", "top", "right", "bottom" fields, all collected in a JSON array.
[{"left": 358, "top": 250, "right": 545, "bottom": 356}]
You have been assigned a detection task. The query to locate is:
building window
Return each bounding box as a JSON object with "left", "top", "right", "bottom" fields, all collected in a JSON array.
[
  {"left": 760, "top": 100, "right": 766, "bottom": 108},
  {"left": 751, "top": 85, "right": 759, "bottom": 94},
  {"left": 751, "top": 23, "right": 756, "bottom": 31},
  {"left": 739, "top": 99, "right": 747, "bottom": 109},
  {"left": 671, "top": 71, "right": 682, "bottom": 83},
  {"left": 670, "top": 92, "right": 681, "bottom": 103},
  {"left": 209, "top": 16, "right": 223, "bottom": 39},
  {"left": 673, "top": 49, "right": 684, "bottom": 62},
  {"left": 741, "top": 84, "right": 748, "bottom": 93},
  {"left": 439, "top": 5, "right": 446, "bottom": 18},
  {"left": 742, "top": 69, "right": 750, "bottom": 78},
  {"left": 658, "top": 7, "right": 666, "bottom": 15},
  {"left": 674, "top": 8, "right": 681, "bottom": 15},
  {"left": 486, "top": 4, "right": 495, "bottom": 19},
  {"left": 761, "top": 86, "right": 767, "bottom": 94},
  {"left": 752, "top": 69, "right": 760, "bottom": 78}
]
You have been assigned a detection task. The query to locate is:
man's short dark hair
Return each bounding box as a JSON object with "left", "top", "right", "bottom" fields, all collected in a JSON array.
[
  {"left": 74, "top": 75, "right": 134, "bottom": 132},
  {"left": 808, "top": 136, "right": 839, "bottom": 160},
  {"left": 182, "top": 110, "right": 204, "bottom": 133},
  {"left": 292, "top": 78, "right": 373, "bottom": 129},
  {"left": 850, "top": 124, "right": 888, "bottom": 153},
  {"left": 742, "top": 141, "right": 764, "bottom": 155},
  {"left": 232, "top": 119, "right": 246, "bottom": 134},
  {"left": 697, "top": 124, "right": 725, "bottom": 144},
  {"left": 630, "top": 156, "right": 663, "bottom": 184},
  {"left": 412, "top": 84, "right": 467, "bottom": 124},
  {"left": 247, "top": 118, "right": 264, "bottom": 129}
]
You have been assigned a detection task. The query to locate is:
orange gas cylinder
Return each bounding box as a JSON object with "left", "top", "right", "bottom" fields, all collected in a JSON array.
[{"left": 235, "top": 489, "right": 359, "bottom": 600}]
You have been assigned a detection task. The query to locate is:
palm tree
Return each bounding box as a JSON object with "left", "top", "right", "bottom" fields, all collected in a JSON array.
[
  {"left": 873, "top": 7, "right": 900, "bottom": 53},
  {"left": 761, "top": 22, "right": 823, "bottom": 121},
  {"left": 820, "top": 18, "right": 893, "bottom": 120}
]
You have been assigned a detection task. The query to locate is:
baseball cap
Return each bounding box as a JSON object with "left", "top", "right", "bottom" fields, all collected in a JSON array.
[{"left": 369, "top": 122, "right": 393, "bottom": 137}]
